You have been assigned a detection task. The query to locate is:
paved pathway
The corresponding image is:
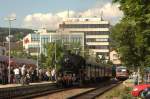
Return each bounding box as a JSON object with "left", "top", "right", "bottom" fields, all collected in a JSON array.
[{"left": 123, "top": 79, "right": 135, "bottom": 88}]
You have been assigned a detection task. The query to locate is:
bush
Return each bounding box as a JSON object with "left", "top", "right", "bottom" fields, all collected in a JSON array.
[{"left": 121, "top": 87, "right": 133, "bottom": 99}]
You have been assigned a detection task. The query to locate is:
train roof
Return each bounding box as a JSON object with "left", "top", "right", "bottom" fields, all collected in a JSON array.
[
  {"left": 0, "top": 55, "right": 36, "bottom": 66},
  {"left": 86, "top": 57, "right": 111, "bottom": 67},
  {"left": 14, "top": 58, "right": 36, "bottom": 65},
  {"left": 0, "top": 55, "right": 9, "bottom": 61},
  {"left": 116, "top": 66, "right": 127, "bottom": 69},
  {"left": 86, "top": 59, "right": 111, "bottom": 67}
]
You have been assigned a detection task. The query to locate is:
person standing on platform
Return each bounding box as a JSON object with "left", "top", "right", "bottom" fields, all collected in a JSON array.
[
  {"left": 46, "top": 69, "right": 50, "bottom": 81},
  {"left": 21, "top": 65, "right": 27, "bottom": 85},
  {"left": 26, "top": 68, "right": 31, "bottom": 85},
  {"left": 0, "top": 66, "right": 2, "bottom": 84},
  {"left": 13, "top": 66, "right": 20, "bottom": 84},
  {"left": 39, "top": 68, "right": 42, "bottom": 81},
  {"left": 133, "top": 72, "right": 138, "bottom": 85},
  {"left": 10, "top": 67, "right": 14, "bottom": 84},
  {"left": 51, "top": 68, "right": 56, "bottom": 81},
  {"left": 2, "top": 66, "right": 8, "bottom": 84},
  {"left": 33, "top": 69, "right": 38, "bottom": 82},
  {"left": 21, "top": 65, "right": 26, "bottom": 76}
]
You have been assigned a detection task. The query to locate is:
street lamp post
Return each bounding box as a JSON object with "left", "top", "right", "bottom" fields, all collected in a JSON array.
[
  {"left": 54, "top": 39, "right": 59, "bottom": 70},
  {"left": 34, "top": 30, "right": 42, "bottom": 77},
  {"left": 54, "top": 39, "right": 59, "bottom": 81},
  {"left": 4, "top": 15, "right": 16, "bottom": 84},
  {"left": 55, "top": 39, "right": 57, "bottom": 70},
  {"left": 38, "top": 31, "right": 42, "bottom": 77},
  {"left": 37, "top": 46, "right": 39, "bottom": 77}
]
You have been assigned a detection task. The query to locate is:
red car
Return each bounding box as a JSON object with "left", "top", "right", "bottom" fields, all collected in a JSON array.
[{"left": 131, "top": 84, "right": 150, "bottom": 97}]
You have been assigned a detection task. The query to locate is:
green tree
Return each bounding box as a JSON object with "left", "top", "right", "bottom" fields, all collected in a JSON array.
[
  {"left": 63, "top": 41, "right": 82, "bottom": 55},
  {"left": 44, "top": 40, "right": 87, "bottom": 70},
  {"left": 44, "top": 41, "right": 64, "bottom": 70},
  {"left": 112, "top": 0, "right": 150, "bottom": 71},
  {"left": 44, "top": 43, "right": 55, "bottom": 69},
  {"left": 10, "top": 45, "right": 34, "bottom": 59},
  {"left": 39, "top": 53, "right": 47, "bottom": 68}
]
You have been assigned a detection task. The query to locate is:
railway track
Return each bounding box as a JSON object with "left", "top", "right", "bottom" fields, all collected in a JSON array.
[
  {"left": 68, "top": 81, "right": 122, "bottom": 99},
  {"left": 33, "top": 80, "right": 121, "bottom": 99},
  {"left": 14, "top": 85, "right": 77, "bottom": 99},
  {"left": 0, "top": 80, "right": 121, "bottom": 99},
  {"left": 0, "top": 83, "right": 66, "bottom": 99}
]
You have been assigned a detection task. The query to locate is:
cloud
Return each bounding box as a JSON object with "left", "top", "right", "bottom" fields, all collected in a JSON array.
[
  {"left": 56, "top": 10, "right": 76, "bottom": 19},
  {"left": 10, "top": 13, "right": 17, "bottom": 19},
  {"left": 23, "top": 10, "right": 75, "bottom": 30},
  {"left": 23, "top": 2, "right": 123, "bottom": 29},
  {"left": 23, "top": 13, "right": 61, "bottom": 29},
  {"left": 80, "top": 3, "right": 123, "bottom": 24}
]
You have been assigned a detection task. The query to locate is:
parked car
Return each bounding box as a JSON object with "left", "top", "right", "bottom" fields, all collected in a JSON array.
[
  {"left": 145, "top": 93, "right": 150, "bottom": 99},
  {"left": 131, "top": 84, "right": 150, "bottom": 97},
  {"left": 140, "top": 87, "right": 150, "bottom": 99}
]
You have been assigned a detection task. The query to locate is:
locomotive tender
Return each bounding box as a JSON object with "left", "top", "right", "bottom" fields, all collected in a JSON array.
[{"left": 57, "top": 52, "right": 113, "bottom": 86}]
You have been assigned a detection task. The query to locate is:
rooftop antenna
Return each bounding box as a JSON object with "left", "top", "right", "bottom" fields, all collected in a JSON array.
[
  {"left": 41, "top": 24, "right": 44, "bottom": 29},
  {"left": 100, "top": 10, "right": 103, "bottom": 21}
]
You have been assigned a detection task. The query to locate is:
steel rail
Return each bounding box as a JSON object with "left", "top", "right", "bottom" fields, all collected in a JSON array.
[{"left": 68, "top": 81, "right": 122, "bottom": 99}]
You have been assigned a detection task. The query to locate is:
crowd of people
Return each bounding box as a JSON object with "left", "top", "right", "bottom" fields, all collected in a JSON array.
[
  {"left": 0, "top": 64, "right": 56, "bottom": 85},
  {"left": 128, "top": 71, "right": 150, "bottom": 85}
]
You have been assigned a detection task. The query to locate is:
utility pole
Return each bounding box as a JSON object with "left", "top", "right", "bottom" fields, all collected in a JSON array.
[
  {"left": 54, "top": 39, "right": 57, "bottom": 81},
  {"left": 4, "top": 15, "right": 16, "bottom": 84},
  {"left": 55, "top": 39, "right": 57, "bottom": 70},
  {"left": 8, "top": 20, "right": 11, "bottom": 84},
  {"left": 35, "top": 30, "right": 41, "bottom": 77},
  {"left": 36, "top": 32, "right": 40, "bottom": 77},
  {"left": 37, "top": 49, "right": 39, "bottom": 76}
]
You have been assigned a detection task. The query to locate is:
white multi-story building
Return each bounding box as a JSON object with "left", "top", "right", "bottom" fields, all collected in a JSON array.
[
  {"left": 23, "top": 28, "right": 84, "bottom": 56},
  {"left": 59, "top": 18, "right": 110, "bottom": 60},
  {"left": 109, "top": 50, "right": 121, "bottom": 65}
]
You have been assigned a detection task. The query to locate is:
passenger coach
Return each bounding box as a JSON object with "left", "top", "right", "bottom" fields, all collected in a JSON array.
[{"left": 116, "top": 66, "right": 129, "bottom": 80}]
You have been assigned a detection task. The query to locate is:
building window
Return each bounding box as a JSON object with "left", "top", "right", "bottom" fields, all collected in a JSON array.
[
  {"left": 31, "top": 34, "right": 39, "bottom": 42},
  {"left": 61, "top": 24, "right": 109, "bottom": 28},
  {"left": 96, "top": 52, "right": 109, "bottom": 56},
  {"left": 86, "top": 31, "right": 109, "bottom": 35},
  {"left": 96, "top": 38, "right": 108, "bottom": 42},
  {"left": 88, "top": 45, "right": 109, "bottom": 49},
  {"left": 86, "top": 38, "right": 109, "bottom": 42}
]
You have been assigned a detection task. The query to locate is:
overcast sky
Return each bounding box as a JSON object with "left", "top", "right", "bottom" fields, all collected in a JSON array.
[{"left": 0, "top": 0, "right": 123, "bottom": 29}]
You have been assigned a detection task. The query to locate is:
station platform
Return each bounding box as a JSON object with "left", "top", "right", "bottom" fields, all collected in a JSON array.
[{"left": 0, "top": 81, "right": 54, "bottom": 89}]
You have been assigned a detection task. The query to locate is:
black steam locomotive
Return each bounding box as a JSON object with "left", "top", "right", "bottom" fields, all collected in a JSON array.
[{"left": 57, "top": 52, "right": 113, "bottom": 87}]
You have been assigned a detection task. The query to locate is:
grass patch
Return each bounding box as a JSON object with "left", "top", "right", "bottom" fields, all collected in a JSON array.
[
  {"left": 121, "top": 87, "right": 133, "bottom": 99},
  {"left": 97, "top": 84, "right": 134, "bottom": 99}
]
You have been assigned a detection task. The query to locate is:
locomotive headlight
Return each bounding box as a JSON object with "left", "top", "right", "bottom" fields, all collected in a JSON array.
[{"left": 64, "top": 57, "right": 69, "bottom": 62}]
